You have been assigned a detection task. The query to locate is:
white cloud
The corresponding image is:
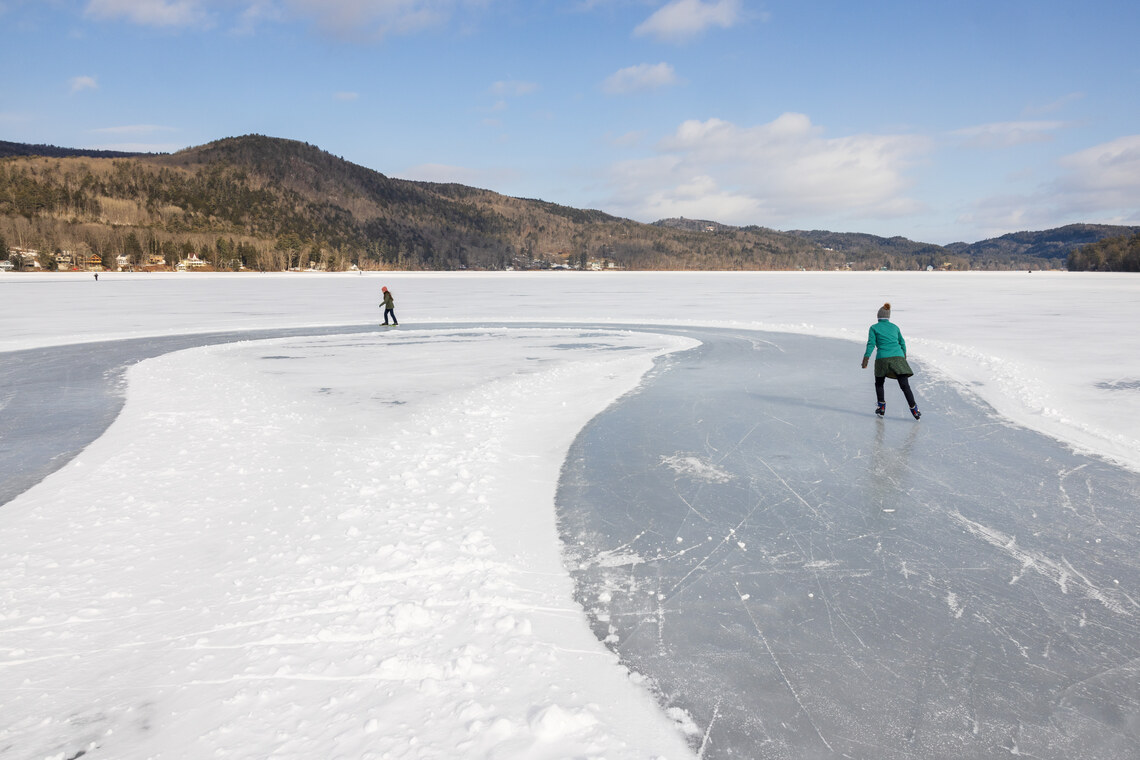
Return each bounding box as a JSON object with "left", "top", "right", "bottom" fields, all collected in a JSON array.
[
  {"left": 952, "top": 121, "right": 1067, "bottom": 149},
  {"left": 334, "top": 91, "right": 359, "bottom": 101},
  {"left": 604, "top": 113, "right": 930, "bottom": 226},
  {"left": 958, "top": 135, "right": 1140, "bottom": 234},
  {"left": 1053, "top": 135, "right": 1140, "bottom": 214},
  {"left": 602, "top": 63, "right": 678, "bottom": 95},
  {"left": 70, "top": 75, "right": 99, "bottom": 92},
  {"left": 85, "top": 0, "right": 210, "bottom": 27},
  {"left": 634, "top": 0, "right": 742, "bottom": 43}
]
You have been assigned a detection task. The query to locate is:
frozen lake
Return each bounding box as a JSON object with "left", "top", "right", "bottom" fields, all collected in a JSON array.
[
  {"left": 3, "top": 271, "right": 1139, "bottom": 759},
  {"left": 4, "top": 323, "right": 1139, "bottom": 758}
]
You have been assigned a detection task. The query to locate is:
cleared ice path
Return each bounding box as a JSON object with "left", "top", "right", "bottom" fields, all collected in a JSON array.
[{"left": 557, "top": 327, "right": 1140, "bottom": 759}]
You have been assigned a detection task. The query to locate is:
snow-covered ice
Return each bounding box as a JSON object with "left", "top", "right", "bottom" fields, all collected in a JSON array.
[
  {"left": 1, "top": 270, "right": 1139, "bottom": 759},
  {"left": 1, "top": 326, "right": 699, "bottom": 759}
]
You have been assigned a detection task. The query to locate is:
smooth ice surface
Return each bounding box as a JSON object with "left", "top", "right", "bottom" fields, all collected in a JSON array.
[{"left": 558, "top": 329, "right": 1140, "bottom": 759}]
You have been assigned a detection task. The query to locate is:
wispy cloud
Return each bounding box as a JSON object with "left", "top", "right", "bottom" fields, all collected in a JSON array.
[
  {"left": 490, "top": 80, "right": 539, "bottom": 98},
  {"left": 334, "top": 91, "right": 359, "bottom": 101},
  {"left": 89, "top": 141, "right": 185, "bottom": 153},
  {"left": 83, "top": 0, "right": 485, "bottom": 37},
  {"left": 89, "top": 124, "right": 176, "bottom": 135},
  {"left": 85, "top": 0, "right": 210, "bottom": 27},
  {"left": 1053, "top": 135, "right": 1140, "bottom": 215},
  {"left": 1023, "top": 92, "right": 1084, "bottom": 117},
  {"left": 70, "top": 75, "right": 99, "bottom": 93},
  {"left": 606, "top": 130, "right": 647, "bottom": 148},
  {"left": 634, "top": 0, "right": 743, "bottom": 43},
  {"left": 603, "top": 63, "right": 678, "bottom": 95},
  {"left": 279, "top": 0, "right": 483, "bottom": 39},
  {"left": 604, "top": 113, "right": 930, "bottom": 226},
  {"left": 958, "top": 134, "right": 1140, "bottom": 234},
  {"left": 486, "top": 80, "right": 539, "bottom": 114},
  {"left": 952, "top": 120, "right": 1068, "bottom": 149},
  {"left": 232, "top": 0, "right": 281, "bottom": 35}
]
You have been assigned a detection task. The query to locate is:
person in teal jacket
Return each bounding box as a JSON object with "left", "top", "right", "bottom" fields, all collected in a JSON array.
[{"left": 861, "top": 302, "right": 920, "bottom": 419}]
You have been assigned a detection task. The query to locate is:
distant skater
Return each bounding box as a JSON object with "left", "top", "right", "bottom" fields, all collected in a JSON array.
[
  {"left": 93, "top": 273, "right": 98, "bottom": 281},
  {"left": 380, "top": 286, "right": 398, "bottom": 326},
  {"left": 861, "top": 302, "right": 920, "bottom": 419}
]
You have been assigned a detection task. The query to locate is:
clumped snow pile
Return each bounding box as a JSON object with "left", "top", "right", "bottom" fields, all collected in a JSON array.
[{"left": 0, "top": 328, "right": 698, "bottom": 760}]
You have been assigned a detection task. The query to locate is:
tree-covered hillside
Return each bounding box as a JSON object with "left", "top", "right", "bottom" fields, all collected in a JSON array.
[
  {"left": 1, "top": 134, "right": 1129, "bottom": 272},
  {"left": 944, "top": 224, "right": 1140, "bottom": 262},
  {"left": 1067, "top": 232, "right": 1140, "bottom": 271},
  {"left": 0, "top": 135, "right": 822, "bottom": 271}
]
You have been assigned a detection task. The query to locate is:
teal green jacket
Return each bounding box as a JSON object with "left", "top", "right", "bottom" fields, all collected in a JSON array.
[{"left": 864, "top": 319, "right": 906, "bottom": 359}]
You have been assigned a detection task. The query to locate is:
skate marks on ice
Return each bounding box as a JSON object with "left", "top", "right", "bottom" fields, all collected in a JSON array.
[{"left": 557, "top": 329, "right": 1140, "bottom": 760}]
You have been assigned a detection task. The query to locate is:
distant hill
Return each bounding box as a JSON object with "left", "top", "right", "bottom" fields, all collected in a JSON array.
[
  {"left": 783, "top": 230, "right": 950, "bottom": 267},
  {"left": 944, "top": 224, "right": 1140, "bottom": 261},
  {"left": 0, "top": 135, "right": 823, "bottom": 271},
  {"left": 0, "top": 134, "right": 1125, "bottom": 272},
  {"left": 0, "top": 139, "right": 151, "bottom": 160}
]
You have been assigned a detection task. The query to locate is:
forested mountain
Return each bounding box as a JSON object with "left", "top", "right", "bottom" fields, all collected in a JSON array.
[
  {"left": 0, "top": 135, "right": 822, "bottom": 271},
  {"left": 0, "top": 134, "right": 1129, "bottom": 272}
]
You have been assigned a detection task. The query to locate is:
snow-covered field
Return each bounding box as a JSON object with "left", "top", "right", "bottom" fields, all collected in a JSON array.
[{"left": 1, "top": 270, "right": 1138, "bottom": 759}]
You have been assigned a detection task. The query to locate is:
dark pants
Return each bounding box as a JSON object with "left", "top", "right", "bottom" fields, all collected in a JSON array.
[
  {"left": 876, "top": 374, "right": 916, "bottom": 408},
  {"left": 383, "top": 308, "right": 397, "bottom": 325}
]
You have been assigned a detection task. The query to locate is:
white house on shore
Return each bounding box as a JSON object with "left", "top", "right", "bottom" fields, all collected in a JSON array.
[{"left": 177, "top": 253, "right": 208, "bottom": 270}]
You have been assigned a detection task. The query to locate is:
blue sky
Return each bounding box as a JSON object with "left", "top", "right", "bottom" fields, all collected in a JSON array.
[{"left": 2, "top": 0, "right": 1138, "bottom": 244}]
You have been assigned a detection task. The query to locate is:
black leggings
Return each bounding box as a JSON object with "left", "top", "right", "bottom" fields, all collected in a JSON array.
[{"left": 876, "top": 374, "right": 916, "bottom": 408}]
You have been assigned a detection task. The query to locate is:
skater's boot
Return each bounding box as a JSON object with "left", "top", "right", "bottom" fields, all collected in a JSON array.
[
  {"left": 875, "top": 402, "right": 885, "bottom": 417},
  {"left": 910, "top": 405, "right": 921, "bottom": 420}
]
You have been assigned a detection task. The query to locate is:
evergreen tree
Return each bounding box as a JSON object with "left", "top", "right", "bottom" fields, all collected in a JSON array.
[{"left": 123, "top": 231, "right": 144, "bottom": 267}]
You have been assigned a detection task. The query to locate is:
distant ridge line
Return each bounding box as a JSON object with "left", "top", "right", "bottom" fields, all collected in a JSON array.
[{"left": 0, "top": 140, "right": 156, "bottom": 160}]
